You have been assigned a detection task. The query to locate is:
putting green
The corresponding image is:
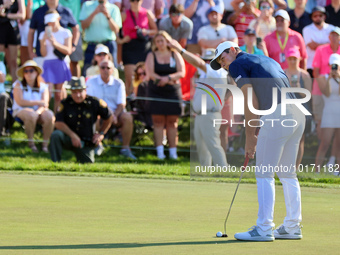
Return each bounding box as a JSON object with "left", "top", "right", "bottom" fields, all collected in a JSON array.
[{"left": 0, "top": 174, "right": 339, "bottom": 255}]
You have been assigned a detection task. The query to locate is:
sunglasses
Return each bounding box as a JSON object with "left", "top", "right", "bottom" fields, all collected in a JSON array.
[
  {"left": 137, "top": 72, "right": 146, "bottom": 76},
  {"left": 100, "top": 66, "right": 112, "bottom": 70},
  {"left": 24, "top": 68, "right": 35, "bottom": 74},
  {"left": 170, "top": 13, "right": 181, "bottom": 17},
  {"left": 215, "top": 29, "right": 220, "bottom": 37},
  {"left": 312, "top": 14, "right": 324, "bottom": 18},
  {"left": 130, "top": 0, "right": 141, "bottom": 2},
  {"left": 260, "top": 5, "right": 271, "bottom": 10},
  {"left": 96, "top": 52, "right": 107, "bottom": 57}
]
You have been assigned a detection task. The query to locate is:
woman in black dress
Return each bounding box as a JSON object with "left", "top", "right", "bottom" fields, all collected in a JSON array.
[{"left": 145, "top": 31, "right": 185, "bottom": 159}]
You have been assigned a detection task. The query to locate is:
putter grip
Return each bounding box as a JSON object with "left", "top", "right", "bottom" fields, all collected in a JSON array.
[{"left": 241, "top": 128, "right": 260, "bottom": 172}]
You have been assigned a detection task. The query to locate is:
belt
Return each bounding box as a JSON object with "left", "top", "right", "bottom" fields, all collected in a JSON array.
[{"left": 87, "top": 40, "right": 112, "bottom": 45}]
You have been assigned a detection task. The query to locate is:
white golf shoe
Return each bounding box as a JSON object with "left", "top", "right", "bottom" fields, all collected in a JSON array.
[
  {"left": 234, "top": 225, "right": 274, "bottom": 241},
  {"left": 274, "top": 224, "right": 302, "bottom": 239}
]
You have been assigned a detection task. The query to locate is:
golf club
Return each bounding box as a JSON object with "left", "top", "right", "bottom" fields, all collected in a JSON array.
[{"left": 216, "top": 128, "right": 260, "bottom": 238}]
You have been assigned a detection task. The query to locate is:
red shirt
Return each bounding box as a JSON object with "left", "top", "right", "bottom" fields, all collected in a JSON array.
[
  {"left": 264, "top": 28, "right": 307, "bottom": 70},
  {"left": 312, "top": 44, "right": 340, "bottom": 95},
  {"left": 234, "top": 11, "right": 259, "bottom": 46}
]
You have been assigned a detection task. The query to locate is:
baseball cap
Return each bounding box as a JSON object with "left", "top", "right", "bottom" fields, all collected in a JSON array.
[
  {"left": 95, "top": 44, "right": 110, "bottom": 55},
  {"left": 286, "top": 47, "right": 301, "bottom": 59},
  {"left": 207, "top": 6, "right": 223, "bottom": 15},
  {"left": 201, "top": 48, "right": 215, "bottom": 60},
  {"left": 329, "top": 53, "right": 340, "bottom": 65},
  {"left": 330, "top": 26, "right": 340, "bottom": 36},
  {"left": 244, "top": 28, "right": 256, "bottom": 36},
  {"left": 44, "top": 12, "right": 60, "bottom": 24},
  {"left": 274, "top": 9, "right": 290, "bottom": 21},
  {"left": 69, "top": 76, "right": 86, "bottom": 90},
  {"left": 310, "top": 6, "right": 327, "bottom": 17},
  {"left": 210, "top": 41, "right": 239, "bottom": 70}
]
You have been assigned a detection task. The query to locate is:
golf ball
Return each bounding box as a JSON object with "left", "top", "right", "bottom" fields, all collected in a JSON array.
[{"left": 216, "top": 231, "right": 223, "bottom": 237}]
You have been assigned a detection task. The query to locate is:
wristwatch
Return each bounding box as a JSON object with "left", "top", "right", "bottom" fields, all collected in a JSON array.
[{"left": 99, "top": 131, "right": 105, "bottom": 136}]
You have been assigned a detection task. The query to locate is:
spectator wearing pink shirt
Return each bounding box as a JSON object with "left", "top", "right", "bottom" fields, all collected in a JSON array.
[
  {"left": 312, "top": 27, "right": 340, "bottom": 139},
  {"left": 121, "top": 0, "right": 164, "bottom": 19},
  {"left": 264, "top": 10, "right": 307, "bottom": 70}
]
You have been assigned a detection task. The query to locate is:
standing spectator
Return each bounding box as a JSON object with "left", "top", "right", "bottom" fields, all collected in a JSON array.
[
  {"left": 145, "top": 31, "right": 185, "bottom": 159},
  {"left": 240, "top": 28, "right": 265, "bottom": 55},
  {"left": 197, "top": 5, "right": 238, "bottom": 52},
  {"left": 20, "top": 0, "right": 45, "bottom": 64},
  {"left": 315, "top": 54, "right": 340, "bottom": 173},
  {"left": 288, "top": 0, "right": 312, "bottom": 35},
  {"left": 284, "top": 47, "right": 312, "bottom": 166},
  {"left": 59, "top": 0, "right": 83, "bottom": 77},
  {"left": 264, "top": 10, "right": 307, "bottom": 70},
  {"left": 39, "top": 10, "right": 72, "bottom": 113},
  {"left": 50, "top": 77, "right": 113, "bottom": 163},
  {"left": 28, "top": 0, "right": 79, "bottom": 68},
  {"left": 228, "top": 0, "right": 260, "bottom": 46},
  {"left": 0, "top": 0, "right": 25, "bottom": 80},
  {"left": 79, "top": 0, "right": 121, "bottom": 74},
  {"left": 86, "top": 60, "right": 137, "bottom": 159},
  {"left": 312, "top": 27, "right": 340, "bottom": 140},
  {"left": 184, "top": 0, "right": 224, "bottom": 54},
  {"left": 0, "top": 52, "right": 11, "bottom": 136},
  {"left": 119, "top": 0, "right": 157, "bottom": 95},
  {"left": 325, "top": 0, "right": 340, "bottom": 27},
  {"left": 85, "top": 44, "right": 119, "bottom": 78},
  {"left": 159, "top": 4, "right": 193, "bottom": 48},
  {"left": 248, "top": 0, "right": 276, "bottom": 39},
  {"left": 12, "top": 60, "right": 55, "bottom": 153},
  {"left": 221, "top": 0, "right": 234, "bottom": 24},
  {"left": 121, "top": 0, "right": 164, "bottom": 19},
  {"left": 303, "top": 6, "right": 334, "bottom": 78}
]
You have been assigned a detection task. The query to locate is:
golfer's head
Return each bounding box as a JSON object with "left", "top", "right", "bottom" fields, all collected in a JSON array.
[{"left": 210, "top": 41, "right": 240, "bottom": 71}]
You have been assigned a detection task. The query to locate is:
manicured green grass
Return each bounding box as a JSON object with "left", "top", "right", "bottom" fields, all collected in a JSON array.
[{"left": 0, "top": 174, "right": 339, "bottom": 255}]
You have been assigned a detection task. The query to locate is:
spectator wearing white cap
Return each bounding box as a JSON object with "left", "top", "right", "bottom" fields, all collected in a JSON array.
[
  {"left": 264, "top": 9, "right": 307, "bottom": 70},
  {"left": 315, "top": 53, "right": 340, "bottom": 175},
  {"left": 39, "top": 9, "right": 72, "bottom": 113},
  {"left": 303, "top": 6, "right": 334, "bottom": 78},
  {"left": 197, "top": 5, "right": 237, "bottom": 53},
  {"left": 85, "top": 44, "right": 119, "bottom": 79}
]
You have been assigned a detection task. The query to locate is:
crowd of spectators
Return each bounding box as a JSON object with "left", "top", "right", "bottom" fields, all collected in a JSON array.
[{"left": 0, "top": 0, "right": 339, "bottom": 171}]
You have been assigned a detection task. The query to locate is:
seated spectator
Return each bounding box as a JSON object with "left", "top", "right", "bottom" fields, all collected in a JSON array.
[
  {"left": 240, "top": 28, "right": 265, "bottom": 55},
  {"left": 85, "top": 44, "right": 119, "bottom": 79},
  {"left": 0, "top": 52, "right": 11, "bottom": 136},
  {"left": 79, "top": 0, "right": 121, "bottom": 72},
  {"left": 159, "top": 4, "right": 193, "bottom": 48},
  {"left": 0, "top": 0, "right": 25, "bottom": 80},
  {"left": 197, "top": 5, "right": 238, "bottom": 52},
  {"left": 119, "top": 0, "right": 157, "bottom": 95},
  {"left": 284, "top": 47, "right": 312, "bottom": 166},
  {"left": 86, "top": 60, "right": 137, "bottom": 160},
  {"left": 50, "top": 77, "right": 113, "bottom": 163},
  {"left": 12, "top": 60, "right": 55, "bottom": 153},
  {"left": 184, "top": 0, "right": 225, "bottom": 54},
  {"left": 315, "top": 54, "right": 340, "bottom": 174},
  {"left": 39, "top": 10, "right": 72, "bottom": 113},
  {"left": 326, "top": 0, "right": 340, "bottom": 27},
  {"left": 303, "top": 6, "right": 334, "bottom": 78},
  {"left": 133, "top": 61, "right": 147, "bottom": 95},
  {"left": 288, "top": 0, "right": 312, "bottom": 35},
  {"left": 228, "top": 0, "right": 260, "bottom": 46},
  {"left": 264, "top": 10, "right": 307, "bottom": 70},
  {"left": 248, "top": 0, "right": 276, "bottom": 39},
  {"left": 145, "top": 31, "right": 185, "bottom": 159}
]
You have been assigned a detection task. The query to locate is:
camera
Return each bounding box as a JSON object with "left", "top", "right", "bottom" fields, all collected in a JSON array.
[
  {"left": 332, "top": 64, "right": 338, "bottom": 71},
  {"left": 291, "top": 74, "right": 298, "bottom": 84}
]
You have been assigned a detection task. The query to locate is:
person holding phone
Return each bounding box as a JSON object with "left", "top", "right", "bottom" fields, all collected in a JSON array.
[
  {"left": 248, "top": 0, "right": 275, "bottom": 39},
  {"left": 315, "top": 53, "right": 340, "bottom": 175},
  {"left": 145, "top": 31, "right": 185, "bottom": 159},
  {"left": 39, "top": 10, "right": 72, "bottom": 114}
]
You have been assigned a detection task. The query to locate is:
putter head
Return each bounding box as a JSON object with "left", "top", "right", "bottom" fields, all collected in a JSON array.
[{"left": 221, "top": 233, "right": 228, "bottom": 237}]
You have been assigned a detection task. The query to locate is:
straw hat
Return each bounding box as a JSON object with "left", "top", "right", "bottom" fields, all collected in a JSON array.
[{"left": 16, "top": 60, "right": 43, "bottom": 79}]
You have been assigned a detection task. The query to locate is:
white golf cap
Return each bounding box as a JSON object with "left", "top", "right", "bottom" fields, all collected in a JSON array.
[
  {"left": 329, "top": 53, "right": 340, "bottom": 65},
  {"left": 44, "top": 13, "right": 60, "bottom": 24},
  {"left": 210, "top": 41, "right": 239, "bottom": 70},
  {"left": 95, "top": 44, "right": 110, "bottom": 55},
  {"left": 274, "top": 9, "right": 290, "bottom": 21}
]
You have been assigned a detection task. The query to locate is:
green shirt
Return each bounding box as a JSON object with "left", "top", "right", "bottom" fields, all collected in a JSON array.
[
  {"left": 79, "top": 0, "right": 122, "bottom": 42},
  {"left": 25, "top": 0, "right": 45, "bottom": 13},
  {"left": 59, "top": 0, "right": 81, "bottom": 26}
]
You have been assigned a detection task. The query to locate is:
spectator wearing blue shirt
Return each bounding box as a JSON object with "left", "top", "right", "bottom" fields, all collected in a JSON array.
[
  {"left": 210, "top": 41, "right": 305, "bottom": 241},
  {"left": 239, "top": 28, "right": 265, "bottom": 56},
  {"left": 28, "top": 0, "right": 80, "bottom": 67}
]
